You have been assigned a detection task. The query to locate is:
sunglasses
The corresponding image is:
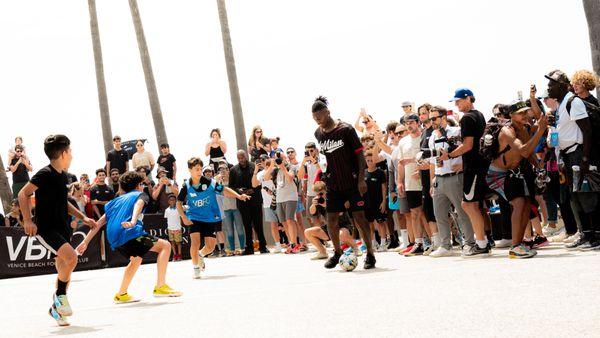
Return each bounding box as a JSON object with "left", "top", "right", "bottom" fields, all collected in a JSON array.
[
  {"left": 287, "top": 150, "right": 295, "bottom": 154},
  {"left": 430, "top": 116, "right": 441, "bottom": 121},
  {"left": 255, "top": 130, "right": 262, "bottom": 133},
  {"left": 395, "top": 130, "right": 407, "bottom": 136}
]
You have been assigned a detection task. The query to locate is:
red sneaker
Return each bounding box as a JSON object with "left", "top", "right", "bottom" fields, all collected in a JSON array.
[
  {"left": 285, "top": 246, "right": 293, "bottom": 254},
  {"left": 400, "top": 244, "right": 414, "bottom": 255},
  {"left": 291, "top": 244, "right": 301, "bottom": 254}
]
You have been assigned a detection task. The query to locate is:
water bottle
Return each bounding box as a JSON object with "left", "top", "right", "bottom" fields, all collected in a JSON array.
[
  {"left": 581, "top": 166, "right": 597, "bottom": 193},
  {"left": 549, "top": 129, "right": 559, "bottom": 148},
  {"left": 572, "top": 165, "right": 580, "bottom": 192},
  {"left": 484, "top": 134, "right": 493, "bottom": 147}
]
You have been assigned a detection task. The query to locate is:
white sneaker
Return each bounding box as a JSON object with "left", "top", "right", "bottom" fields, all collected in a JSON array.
[
  {"left": 272, "top": 244, "right": 283, "bottom": 254},
  {"left": 376, "top": 243, "right": 387, "bottom": 252},
  {"left": 564, "top": 232, "right": 580, "bottom": 244},
  {"left": 461, "top": 245, "right": 472, "bottom": 256},
  {"left": 198, "top": 255, "right": 205, "bottom": 271},
  {"left": 353, "top": 247, "right": 363, "bottom": 256},
  {"left": 310, "top": 252, "right": 328, "bottom": 260},
  {"left": 193, "top": 267, "right": 201, "bottom": 279},
  {"left": 494, "top": 239, "right": 512, "bottom": 248},
  {"left": 549, "top": 230, "right": 567, "bottom": 242},
  {"left": 395, "top": 242, "right": 408, "bottom": 252},
  {"left": 423, "top": 245, "right": 434, "bottom": 256},
  {"left": 430, "top": 246, "right": 453, "bottom": 258},
  {"left": 543, "top": 225, "right": 563, "bottom": 237}
]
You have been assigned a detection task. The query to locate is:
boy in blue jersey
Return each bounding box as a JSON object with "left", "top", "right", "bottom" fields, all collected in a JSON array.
[
  {"left": 79, "top": 171, "right": 181, "bottom": 302},
  {"left": 177, "top": 157, "right": 250, "bottom": 279}
]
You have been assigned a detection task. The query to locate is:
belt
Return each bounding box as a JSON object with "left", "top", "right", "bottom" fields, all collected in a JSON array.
[{"left": 436, "top": 171, "right": 463, "bottom": 178}]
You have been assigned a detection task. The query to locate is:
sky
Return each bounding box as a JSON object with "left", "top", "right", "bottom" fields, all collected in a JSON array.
[{"left": 0, "top": 0, "right": 594, "bottom": 188}]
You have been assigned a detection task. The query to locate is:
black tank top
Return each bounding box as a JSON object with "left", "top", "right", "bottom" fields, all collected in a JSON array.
[{"left": 210, "top": 145, "right": 225, "bottom": 159}]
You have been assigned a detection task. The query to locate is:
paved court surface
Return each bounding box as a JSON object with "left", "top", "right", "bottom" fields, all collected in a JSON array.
[{"left": 2, "top": 243, "right": 600, "bottom": 338}]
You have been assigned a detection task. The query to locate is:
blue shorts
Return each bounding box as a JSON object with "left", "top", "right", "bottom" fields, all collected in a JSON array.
[{"left": 296, "top": 197, "right": 305, "bottom": 213}]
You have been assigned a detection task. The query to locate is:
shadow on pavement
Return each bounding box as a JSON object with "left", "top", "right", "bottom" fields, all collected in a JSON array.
[
  {"left": 49, "top": 324, "right": 108, "bottom": 336},
  {"left": 335, "top": 267, "right": 396, "bottom": 274},
  {"left": 198, "top": 274, "right": 239, "bottom": 280},
  {"left": 121, "top": 300, "right": 182, "bottom": 309}
]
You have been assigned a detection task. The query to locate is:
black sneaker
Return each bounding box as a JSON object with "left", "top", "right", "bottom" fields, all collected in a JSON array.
[
  {"left": 462, "top": 243, "right": 491, "bottom": 258},
  {"left": 404, "top": 243, "right": 424, "bottom": 257},
  {"left": 566, "top": 235, "right": 590, "bottom": 250},
  {"left": 487, "top": 238, "right": 496, "bottom": 248},
  {"left": 579, "top": 238, "right": 600, "bottom": 251},
  {"left": 324, "top": 252, "right": 342, "bottom": 269},
  {"left": 364, "top": 253, "right": 376, "bottom": 269},
  {"left": 242, "top": 249, "right": 254, "bottom": 256},
  {"left": 523, "top": 239, "right": 535, "bottom": 250},
  {"left": 387, "top": 240, "right": 399, "bottom": 250},
  {"left": 259, "top": 248, "right": 270, "bottom": 254}
]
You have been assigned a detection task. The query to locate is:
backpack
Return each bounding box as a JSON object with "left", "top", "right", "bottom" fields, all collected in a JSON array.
[
  {"left": 479, "top": 118, "right": 511, "bottom": 163},
  {"left": 566, "top": 96, "right": 600, "bottom": 159}
]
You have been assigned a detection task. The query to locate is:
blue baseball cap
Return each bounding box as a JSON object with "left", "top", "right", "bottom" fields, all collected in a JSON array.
[{"left": 449, "top": 88, "right": 474, "bottom": 102}]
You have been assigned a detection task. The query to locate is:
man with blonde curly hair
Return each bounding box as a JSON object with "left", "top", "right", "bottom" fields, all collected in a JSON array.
[{"left": 571, "top": 70, "right": 599, "bottom": 106}]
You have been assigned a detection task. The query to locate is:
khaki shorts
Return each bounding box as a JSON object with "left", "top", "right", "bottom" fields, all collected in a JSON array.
[{"left": 168, "top": 229, "right": 183, "bottom": 243}]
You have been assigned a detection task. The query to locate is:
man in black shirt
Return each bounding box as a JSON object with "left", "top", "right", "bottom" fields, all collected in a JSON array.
[
  {"left": 9, "top": 145, "right": 32, "bottom": 198},
  {"left": 18, "top": 135, "right": 97, "bottom": 326},
  {"left": 417, "top": 104, "right": 437, "bottom": 245},
  {"left": 312, "top": 96, "right": 376, "bottom": 269},
  {"left": 440, "top": 88, "right": 491, "bottom": 257},
  {"left": 90, "top": 168, "right": 115, "bottom": 219},
  {"left": 106, "top": 135, "right": 129, "bottom": 175},
  {"left": 109, "top": 168, "right": 121, "bottom": 195},
  {"left": 157, "top": 143, "right": 177, "bottom": 181},
  {"left": 229, "top": 150, "right": 268, "bottom": 254}
]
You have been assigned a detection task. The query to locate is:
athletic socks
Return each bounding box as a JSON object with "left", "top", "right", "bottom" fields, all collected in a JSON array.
[
  {"left": 415, "top": 238, "right": 423, "bottom": 244},
  {"left": 400, "top": 230, "right": 409, "bottom": 246},
  {"left": 476, "top": 237, "right": 488, "bottom": 249},
  {"left": 56, "top": 279, "right": 68, "bottom": 296},
  {"left": 432, "top": 233, "right": 440, "bottom": 248}
]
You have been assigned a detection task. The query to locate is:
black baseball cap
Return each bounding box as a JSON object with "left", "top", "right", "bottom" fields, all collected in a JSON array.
[
  {"left": 404, "top": 114, "right": 419, "bottom": 123},
  {"left": 545, "top": 70, "right": 570, "bottom": 84}
]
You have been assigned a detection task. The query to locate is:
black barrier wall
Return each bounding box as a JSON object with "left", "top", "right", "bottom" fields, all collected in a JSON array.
[{"left": 0, "top": 225, "right": 103, "bottom": 279}]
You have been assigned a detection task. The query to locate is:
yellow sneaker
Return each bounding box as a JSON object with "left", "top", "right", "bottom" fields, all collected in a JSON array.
[
  {"left": 153, "top": 284, "right": 182, "bottom": 297},
  {"left": 114, "top": 292, "right": 140, "bottom": 304}
]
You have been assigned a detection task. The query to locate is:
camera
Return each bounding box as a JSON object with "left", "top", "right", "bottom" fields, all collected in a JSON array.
[
  {"left": 535, "top": 168, "right": 551, "bottom": 193},
  {"left": 304, "top": 150, "right": 310, "bottom": 157},
  {"left": 317, "top": 197, "right": 325, "bottom": 204},
  {"left": 416, "top": 135, "right": 461, "bottom": 162},
  {"left": 262, "top": 186, "right": 278, "bottom": 210},
  {"left": 548, "top": 113, "right": 557, "bottom": 128},
  {"left": 275, "top": 151, "right": 283, "bottom": 165}
]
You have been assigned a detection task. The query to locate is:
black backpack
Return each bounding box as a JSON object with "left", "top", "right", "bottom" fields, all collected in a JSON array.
[
  {"left": 566, "top": 96, "right": 600, "bottom": 159},
  {"left": 479, "top": 118, "right": 511, "bottom": 163}
]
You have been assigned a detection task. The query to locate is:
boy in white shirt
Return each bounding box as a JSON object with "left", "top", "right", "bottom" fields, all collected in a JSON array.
[{"left": 164, "top": 195, "right": 182, "bottom": 261}]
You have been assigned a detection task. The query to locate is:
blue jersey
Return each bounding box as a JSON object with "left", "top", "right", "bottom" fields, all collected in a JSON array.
[
  {"left": 105, "top": 191, "right": 147, "bottom": 249},
  {"left": 181, "top": 178, "right": 224, "bottom": 223}
]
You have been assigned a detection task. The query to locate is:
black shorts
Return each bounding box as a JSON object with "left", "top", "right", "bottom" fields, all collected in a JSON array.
[
  {"left": 365, "top": 204, "right": 387, "bottom": 223},
  {"left": 36, "top": 228, "right": 73, "bottom": 257},
  {"left": 319, "top": 221, "right": 350, "bottom": 239},
  {"left": 505, "top": 166, "right": 536, "bottom": 202},
  {"left": 422, "top": 191, "right": 436, "bottom": 222},
  {"left": 326, "top": 188, "right": 365, "bottom": 214},
  {"left": 116, "top": 235, "right": 158, "bottom": 258},
  {"left": 463, "top": 168, "right": 488, "bottom": 202},
  {"left": 405, "top": 191, "right": 422, "bottom": 209},
  {"left": 189, "top": 220, "right": 218, "bottom": 238}
]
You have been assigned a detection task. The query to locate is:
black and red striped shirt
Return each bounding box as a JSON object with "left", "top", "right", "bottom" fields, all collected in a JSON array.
[{"left": 314, "top": 121, "right": 363, "bottom": 192}]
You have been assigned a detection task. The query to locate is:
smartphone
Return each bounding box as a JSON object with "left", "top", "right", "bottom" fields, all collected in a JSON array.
[{"left": 360, "top": 108, "right": 366, "bottom": 114}]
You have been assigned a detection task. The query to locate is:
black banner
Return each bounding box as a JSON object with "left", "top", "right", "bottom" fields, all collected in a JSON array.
[
  {"left": 105, "top": 213, "right": 191, "bottom": 267},
  {"left": 0, "top": 225, "right": 103, "bottom": 279}
]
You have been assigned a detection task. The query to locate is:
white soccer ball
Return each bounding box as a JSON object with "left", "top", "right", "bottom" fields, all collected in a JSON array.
[{"left": 340, "top": 253, "right": 358, "bottom": 271}]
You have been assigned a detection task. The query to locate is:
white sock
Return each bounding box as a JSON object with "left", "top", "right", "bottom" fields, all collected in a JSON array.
[
  {"left": 432, "top": 233, "right": 440, "bottom": 248},
  {"left": 415, "top": 238, "right": 423, "bottom": 244},
  {"left": 372, "top": 239, "right": 378, "bottom": 247},
  {"left": 400, "top": 230, "right": 409, "bottom": 245},
  {"left": 476, "top": 236, "right": 488, "bottom": 249}
]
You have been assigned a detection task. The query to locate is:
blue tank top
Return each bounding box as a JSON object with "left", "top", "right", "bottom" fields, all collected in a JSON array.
[
  {"left": 105, "top": 191, "right": 147, "bottom": 249},
  {"left": 185, "top": 179, "right": 224, "bottom": 223}
]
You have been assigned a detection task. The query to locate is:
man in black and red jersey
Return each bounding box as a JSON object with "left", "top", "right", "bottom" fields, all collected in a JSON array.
[{"left": 312, "top": 96, "right": 376, "bottom": 269}]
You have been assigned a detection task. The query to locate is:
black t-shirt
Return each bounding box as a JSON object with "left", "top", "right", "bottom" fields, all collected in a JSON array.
[
  {"left": 66, "top": 173, "right": 78, "bottom": 185},
  {"left": 229, "top": 163, "right": 262, "bottom": 207},
  {"left": 10, "top": 157, "right": 30, "bottom": 183},
  {"left": 314, "top": 121, "right": 363, "bottom": 192},
  {"left": 582, "top": 94, "right": 599, "bottom": 107},
  {"left": 365, "top": 168, "right": 386, "bottom": 207},
  {"left": 460, "top": 110, "right": 486, "bottom": 169},
  {"left": 106, "top": 149, "right": 129, "bottom": 174},
  {"left": 90, "top": 184, "right": 115, "bottom": 216},
  {"left": 30, "top": 165, "right": 70, "bottom": 233},
  {"left": 112, "top": 183, "right": 119, "bottom": 194},
  {"left": 157, "top": 154, "right": 176, "bottom": 179}
]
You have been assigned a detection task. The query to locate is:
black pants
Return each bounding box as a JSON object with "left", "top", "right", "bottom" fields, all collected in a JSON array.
[
  {"left": 496, "top": 197, "right": 512, "bottom": 240},
  {"left": 547, "top": 171, "right": 578, "bottom": 235},
  {"left": 562, "top": 147, "right": 600, "bottom": 235},
  {"left": 238, "top": 203, "right": 267, "bottom": 251}
]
